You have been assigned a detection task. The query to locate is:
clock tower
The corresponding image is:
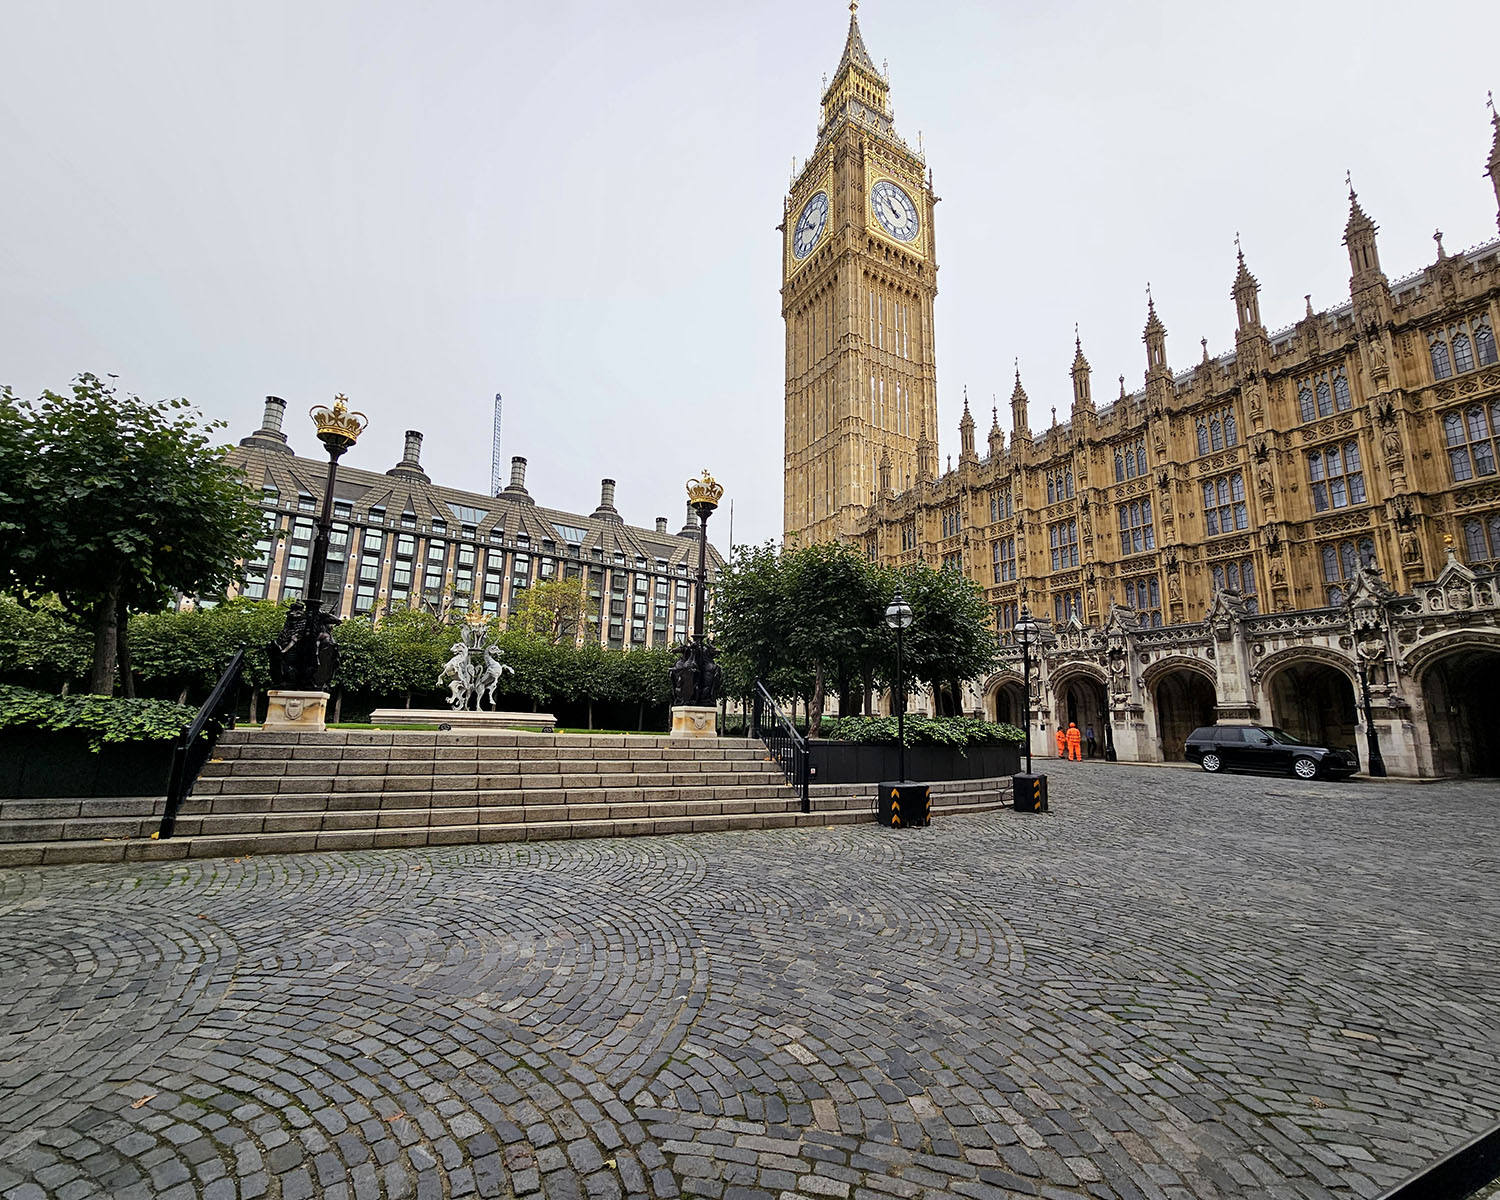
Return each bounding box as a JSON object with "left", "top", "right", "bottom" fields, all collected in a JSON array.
[{"left": 782, "top": 2, "right": 939, "bottom": 544}]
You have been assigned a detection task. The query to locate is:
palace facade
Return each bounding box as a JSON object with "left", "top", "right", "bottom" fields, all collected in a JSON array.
[{"left": 783, "top": 9, "right": 1500, "bottom": 776}]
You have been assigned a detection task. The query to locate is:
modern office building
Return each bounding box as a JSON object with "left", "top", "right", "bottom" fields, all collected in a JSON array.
[{"left": 228, "top": 400, "right": 722, "bottom": 651}]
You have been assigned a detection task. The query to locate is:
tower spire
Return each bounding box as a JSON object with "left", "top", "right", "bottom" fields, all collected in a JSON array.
[{"left": 1485, "top": 90, "right": 1500, "bottom": 230}]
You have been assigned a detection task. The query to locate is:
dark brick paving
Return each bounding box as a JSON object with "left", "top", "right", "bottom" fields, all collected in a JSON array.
[{"left": 2, "top": 760, "right": 1497, "bottom": 1200}]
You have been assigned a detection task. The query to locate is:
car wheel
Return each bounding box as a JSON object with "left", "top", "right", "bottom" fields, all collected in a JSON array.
[
  {"left": 1292, "top": 756, "right": 1318, "bottom": 780},
  {"left": 1201, "top": 752, "right": 1223, "bottom": 773}
]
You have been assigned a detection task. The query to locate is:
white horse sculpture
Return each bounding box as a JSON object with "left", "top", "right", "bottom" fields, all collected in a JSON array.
[
  {"left": 438, "top": 642, "right": 472, "bottom": 710},
  {"left": 477, "top": 643, "right": 514, "bottom": 710}
]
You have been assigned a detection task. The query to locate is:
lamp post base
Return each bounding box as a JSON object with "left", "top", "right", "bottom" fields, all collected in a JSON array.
[
  {"left": 262, "top": 690, "right": 331, "bottom": 733},
  {"left": 670, "top": 705, "right": 719, "bottom": 739}
]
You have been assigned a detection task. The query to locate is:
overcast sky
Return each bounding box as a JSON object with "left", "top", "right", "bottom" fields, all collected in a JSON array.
[{"left": 2, "top": 1, "right": 1497, "bottom": 550}]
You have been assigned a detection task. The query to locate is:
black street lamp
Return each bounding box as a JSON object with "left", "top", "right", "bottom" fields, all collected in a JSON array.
[
  {"left": 885, "top": 587, "right": 914, "bottom": 782},
  {"left": 268, "top": 396, "right": 366, "bottom": 692},
  {"left": 1015, "top": 604, "right": 1040, "bottom": 775},
  {"left": 686, "top": 470, "right": 723, "bottom": 645},
  {"left": 1348, "top": 595, "right": 1389, "bottom": 778}
]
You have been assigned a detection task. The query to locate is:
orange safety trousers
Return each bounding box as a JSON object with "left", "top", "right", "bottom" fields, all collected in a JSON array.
[
  {"left": 1066, "top": 729, "right": 1082, "bottom": 761},
  {"left": 1055, "top": 731, "right": 1067, "bottom": 757}
]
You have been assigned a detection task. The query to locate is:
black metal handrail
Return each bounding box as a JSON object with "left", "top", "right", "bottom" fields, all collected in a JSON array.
[
  {"left": 160, "top": 648, "right": 247, "bottom": 839},
  {"left": 752, "top": 680, "right": 810, "bottom": 813}
]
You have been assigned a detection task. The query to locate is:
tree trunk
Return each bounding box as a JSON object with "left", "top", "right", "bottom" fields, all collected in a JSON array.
[
  {"left": 116, "top": 592, "right": 136, "bottom": 698},
  {"left": 333, "top": 690, "right": 343, "bottom": 723},
  {"left": 249, "top": 689, "right": 260, "bottom": 724},
  {"left": 837, "top": 667, "right": 851, "bottom": 718},
  {"left": 862, "top": 670, "right": 873, "bottom": 717},
  {"left": 404, "top": 692, "right": 411, "bottom": 709},
  {"left": 178, "top": 686, "right": 190, "bottom": 704},
  {"left": 586, "top": 699, "right": 594, "bottom": 730},
  {"left": 809, "top": 660, "right": 825, "bottom": 739},
  {"left": 89, "top": 575, "right": 123, "bottom": 695},
  {"left": 637, "top": 701, "right": 644, "bottom": 731}
]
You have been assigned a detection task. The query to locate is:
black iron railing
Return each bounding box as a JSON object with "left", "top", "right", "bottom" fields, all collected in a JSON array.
[
  {"left": 752, "top": 680, "right": 810, "bottom": 813},
  {"left": 160, "top": 648, "right": 247, "bottom": 839}
]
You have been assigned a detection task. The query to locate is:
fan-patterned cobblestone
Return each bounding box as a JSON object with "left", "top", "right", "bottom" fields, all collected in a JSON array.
[{"left": 1, "top": 761, "right": 1496, "bottom": 1199}]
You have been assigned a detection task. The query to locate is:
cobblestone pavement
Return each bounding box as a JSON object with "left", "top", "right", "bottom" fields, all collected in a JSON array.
[{"left": 2, "top": 762, "right": 1498, "bottom": 1200}]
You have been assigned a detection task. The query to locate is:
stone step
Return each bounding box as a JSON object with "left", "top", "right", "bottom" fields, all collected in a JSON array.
[
  {"left": 0, "top": 797, "right": 165, "bottom": 821},
  {"left": 217, "top": 731, "right": 767, "bottom": 752},
  {"left": 191, "top": 773, "right": 790, "bottom": 800},
  {"left": 0, "top": 795, "right": 1013, "bottom": 867},
  {"left": 198, "top": 759, "right": 787, "bottom": 783}
]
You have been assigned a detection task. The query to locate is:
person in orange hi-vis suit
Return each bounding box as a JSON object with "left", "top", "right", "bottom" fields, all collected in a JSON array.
[
  {"left": 1054, "top": 727, "right": 1066, "bottom": 758},
  {"left": 1066, "top": 722, "right": 1083, "bottom": 761}
]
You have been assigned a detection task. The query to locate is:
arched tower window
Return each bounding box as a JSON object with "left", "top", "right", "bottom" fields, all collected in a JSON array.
[
  {"left": 1298, "top": 386, "right": 1316, "bottom": 423},
  {"left": 1430, "top": 337, "right": 1452, "bottom": 380},
  {"left": 1453, "top": 333, "right": 1475, "bottom": 374},
  {"left": 1196, "top": 422, "right": 1209, "bottom": 456},
  {"left": 1477, "top": 318, "right": 1498, "bottom": 366}
]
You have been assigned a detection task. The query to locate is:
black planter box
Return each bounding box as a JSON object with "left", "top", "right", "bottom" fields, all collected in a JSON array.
[
  {"left": 0, "top": 729, "right": 175, "bottom": 799},
  {"left": 808, "top": 741, "right": 1020, "bottom": 785}
]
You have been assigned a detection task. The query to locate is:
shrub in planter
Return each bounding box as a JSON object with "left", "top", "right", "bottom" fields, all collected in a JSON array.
[
  {"left": 0, "top": 685, "right": 199, "bottom": 799},
  {"left": 819, "top": 714, "right": 1025, "bottom": 747}
]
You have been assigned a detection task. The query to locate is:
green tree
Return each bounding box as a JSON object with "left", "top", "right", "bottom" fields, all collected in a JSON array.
[
  {"left": 0, "top": 376, "right": 265, "bottom": 696},
  {"left": 508, "top": 577, "right": 588, "bottom": 644},
  {"left": 884, "top": 561, "right": 996, "bottom": 713}
]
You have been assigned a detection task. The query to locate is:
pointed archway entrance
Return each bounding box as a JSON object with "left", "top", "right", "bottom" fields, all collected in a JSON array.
[
  {"left": 1051, "top": 670, "right": 1108, "bottom": 756},
  {"left": 1152, "top": 670, "right": 1217, "bottom": 761},
  {"left": 1267, "top": 659, "right": 1358, "bottom": 751},
  {"left": 1421, "top": 648, "right": 1500, "bottom": 776}
]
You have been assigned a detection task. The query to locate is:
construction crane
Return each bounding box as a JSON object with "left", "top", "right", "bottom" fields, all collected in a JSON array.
[{"left": 489, "top": 394, "right": 503, "bottom": 496}]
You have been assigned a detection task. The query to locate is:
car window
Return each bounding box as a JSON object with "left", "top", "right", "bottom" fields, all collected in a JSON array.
[
  {"left": 1261, "top": 727, "right": 1301, "bottom": 745},
  {"left": 1187, "top": 727, "right": 1214, "bottom": 741}
]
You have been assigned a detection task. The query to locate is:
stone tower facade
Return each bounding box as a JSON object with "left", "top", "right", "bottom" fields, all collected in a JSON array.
[{"left": 781, "top": 5, "right": 939, "bottom": 545}]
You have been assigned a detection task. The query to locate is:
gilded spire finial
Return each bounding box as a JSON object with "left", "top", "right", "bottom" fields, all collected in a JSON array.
[{"left": 850, "top": 0, "right": 857, "bottom": 14}]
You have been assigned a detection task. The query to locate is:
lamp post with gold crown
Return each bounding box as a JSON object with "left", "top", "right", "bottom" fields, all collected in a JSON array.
[
  {"left": 668, "top": 470, "right": 725, "bottom": 738},
  {"left": 264, "top": 396, "right": 367, "bottom": 732}
]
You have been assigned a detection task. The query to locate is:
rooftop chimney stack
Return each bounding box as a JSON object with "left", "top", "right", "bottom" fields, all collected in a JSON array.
[
  {"left": 239, "top": 395, "right": 293, "bottom": 454},
  {"left": 499, "top": 455, "right": 534, "bottom": 504},
  {"left": 591, "top": 477, "right": 623, "bottom": 522},
  {"left": 655, "top": 517, "right": 668, "bottom": 534},
  {"left": 386, "top": 428, "right": 430, "bottom": 483}
]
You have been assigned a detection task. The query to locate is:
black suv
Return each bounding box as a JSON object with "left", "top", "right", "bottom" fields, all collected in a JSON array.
[{"left": 1184, "top": 725, "right": 1360, "bottom": 779}]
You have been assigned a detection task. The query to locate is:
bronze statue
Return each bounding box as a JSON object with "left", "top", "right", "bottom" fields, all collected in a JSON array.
[{"left": 670, "top": 644, "right": 699, "bottom": 705}]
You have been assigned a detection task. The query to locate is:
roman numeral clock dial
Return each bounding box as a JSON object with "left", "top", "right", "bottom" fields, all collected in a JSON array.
[
  {"left": 792, "top": 191, "right": 829, "bottom": 260},
  {"left": 870, "top": 179, "right": 919, "bottom": 243}
]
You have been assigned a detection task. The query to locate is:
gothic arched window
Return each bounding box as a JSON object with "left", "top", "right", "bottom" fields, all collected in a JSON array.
[
  {"left": 1209, "top": 416, "right": 1223, "bottom": 451},
  {"left": 1046, "top": 477, "right": 1055, "bottom": 504},
  {"left": 1454, "top": 333, "right": 1475, "bottom": 374},
  {"left": 1064, "top": 469, "right": 1074, "bottom": 498},
  {"left": 1197, "top": 422, "right": 1210, "bottom": 456},
  {"left": 1114, "top": 449, "right": 1125, "bottom": 482},
  {"left": 1431, "top": 337, "right": 1452, "bottom": 380},
  {"left": 1224, "top": 412, "right": 1237, "bottom": 447},
  {"left": 1464, "top": 519, "right": 1487, "bottom": 563},
  {"left": 1136, "top": 444, "right": 1146, "bottom": 476},
  {"left": 1477, "top": 319, "right": 1498, "bottom": 366},
  {"left": 1315, "top": 379, "right": 1333, "bottom": 418},
  {"left": 1322, "top": 546, "right": 1340, "bottom": 582},
  {"left": 1358, "top": 537, "right": 1376, "bottom": 568},
  {"left": 1332, "top": 370, "right": 1352, "bottom": 410},
  {"left": 1299, "top": 387, "right": 1316, "bottom": 423}
]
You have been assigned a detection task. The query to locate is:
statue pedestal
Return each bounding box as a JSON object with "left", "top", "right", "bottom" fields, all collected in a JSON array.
[
  {"left": 670, "top": 705, "right": 719, "bottom": 739},
  {"left": 262, "top": 690, "right": 330, "bottom": 733}
]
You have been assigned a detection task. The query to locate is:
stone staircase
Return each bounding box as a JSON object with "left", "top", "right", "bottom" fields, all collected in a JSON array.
[{"left": 0, "top": 730, "right": 1014, "bottom": 867}]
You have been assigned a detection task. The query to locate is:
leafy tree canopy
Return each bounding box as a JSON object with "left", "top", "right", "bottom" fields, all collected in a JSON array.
[{"left": 0, "top": 375, "right": 265, "bottom": 694}]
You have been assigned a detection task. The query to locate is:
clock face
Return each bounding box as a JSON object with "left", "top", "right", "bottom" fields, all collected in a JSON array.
[
  {"left": 870, "top": 179, "right": 919, "bottom": 242},
  {"left": 792, "top": 191, "right": 829, "bottom": 260}
]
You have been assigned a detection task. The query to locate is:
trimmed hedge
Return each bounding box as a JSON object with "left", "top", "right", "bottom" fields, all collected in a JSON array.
[
  {"left": 819, "top": 714, "right": 1026, "bottom": 748},
  {"left": 0, "top": 685, "right": 197, "bottom": 751}
]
